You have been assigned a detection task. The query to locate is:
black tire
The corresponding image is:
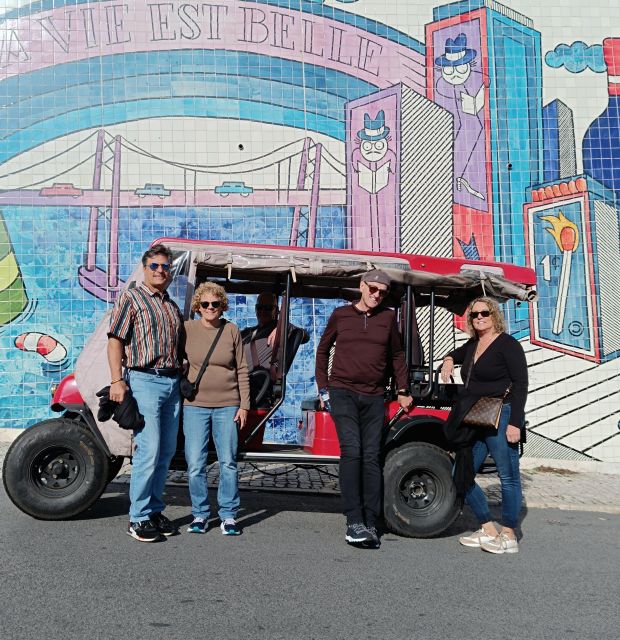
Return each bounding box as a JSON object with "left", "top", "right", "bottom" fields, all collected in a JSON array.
[
  {"left": 2, "top": 418, "right": 111, "bottom": 520},
  {"left": 383, "top": 442, "right": 459, "bottom": 538}
]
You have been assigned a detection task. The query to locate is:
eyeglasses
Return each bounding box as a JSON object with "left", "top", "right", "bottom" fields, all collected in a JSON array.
[
  {"left": 366, "top": 284, "right": 389, "bottom": 297},
  {"left": 148, "top": 262, "right": 170, "bottom": 272},
  {"left": 255, "top": 304, "right": 276, "bottom": 312},
  {"left": 470, "top": 310, "right": 491, "bottom": 319},
  {"left": 200, "top": 300, "right": 222, "bottom": 309}
]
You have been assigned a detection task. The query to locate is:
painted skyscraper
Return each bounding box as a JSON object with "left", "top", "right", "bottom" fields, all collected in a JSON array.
[{"left": 427, "top": 0, "right": 544, "bottom": 336}]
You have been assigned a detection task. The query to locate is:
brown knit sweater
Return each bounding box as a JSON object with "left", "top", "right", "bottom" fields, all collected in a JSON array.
[{"left": 183, "top": 320, "right": 250, "bottom": 410}]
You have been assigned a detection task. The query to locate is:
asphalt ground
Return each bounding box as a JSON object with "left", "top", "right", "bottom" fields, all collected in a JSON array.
[
  {"left": 1, "top": 481, "right": 619, "bottom": 640},
  {"left": 1, "top": 438, "right": 620, "bottom": 640}
]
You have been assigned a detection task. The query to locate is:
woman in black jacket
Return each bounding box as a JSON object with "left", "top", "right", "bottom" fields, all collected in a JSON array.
[{"left": 441, "top": 297, "right": 528, "bottom": 554}]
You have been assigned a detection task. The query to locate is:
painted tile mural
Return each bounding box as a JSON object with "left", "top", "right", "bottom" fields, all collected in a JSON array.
[{"left": 0, "top": 0, "right": 619, "bottom": 463}]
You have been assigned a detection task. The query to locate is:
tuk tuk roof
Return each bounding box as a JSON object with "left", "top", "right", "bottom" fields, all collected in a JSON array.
[{"left": 158, "top": 239, "right": 537, "bottom": 314}]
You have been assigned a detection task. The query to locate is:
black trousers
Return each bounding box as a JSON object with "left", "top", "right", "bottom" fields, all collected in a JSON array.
[{"left": 330, "top": 388, "right": 385, "bottom": 527}]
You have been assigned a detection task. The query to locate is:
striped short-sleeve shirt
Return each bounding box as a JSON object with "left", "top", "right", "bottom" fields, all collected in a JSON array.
[{"left": 108, "top": 283, "right": 183, "bottom": 369}]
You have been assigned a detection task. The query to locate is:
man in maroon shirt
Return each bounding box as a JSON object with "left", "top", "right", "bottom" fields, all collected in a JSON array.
[{"left": 316, "top": 270, "right": 412, "bottom": 547}]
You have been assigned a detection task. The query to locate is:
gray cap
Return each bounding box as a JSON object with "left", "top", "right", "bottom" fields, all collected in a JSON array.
[{"left": 361, "top": 269, "right": 391, "bottom": 287}]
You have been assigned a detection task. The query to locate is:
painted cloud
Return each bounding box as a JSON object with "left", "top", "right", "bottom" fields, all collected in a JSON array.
[{"left": 545, "top": 41, "right": 606, "bottom": 73}]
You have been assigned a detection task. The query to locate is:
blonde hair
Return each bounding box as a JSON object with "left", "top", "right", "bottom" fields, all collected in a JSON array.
[
  {"left": 465, "top": 297, "right": 506, "bottom": 337},
  {"left": 191, "top": 281, "right": 229, "bottom": 312}
]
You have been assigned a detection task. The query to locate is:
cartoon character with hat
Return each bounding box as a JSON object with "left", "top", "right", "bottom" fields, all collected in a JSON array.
[
  {"left": 351, "top": 110, "right": 396, "bottom": 250},
  {"left": 434, "top": 32, "right": 486, "bottom": 203}
]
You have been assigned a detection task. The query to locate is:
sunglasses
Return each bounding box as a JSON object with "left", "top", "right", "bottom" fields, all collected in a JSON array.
[
  {"left": 148, "top": 262, "right": 170, "bottom": 271},
  {"left": 470, "top": 310, "right": 491, "bottom": 319},
  {"left": 366, "top": 284, "right": 389, "bottom": 297},
  {"left": 255, "top": 304, "right": 276, "bottom": 312},
  {"left": 200, "top": 300, "right": 222, "bottom": 309}
]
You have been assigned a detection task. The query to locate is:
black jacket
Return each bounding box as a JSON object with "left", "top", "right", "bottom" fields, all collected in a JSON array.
[{"left": 96, "top": 386, "right": 144, "bottom": 431}]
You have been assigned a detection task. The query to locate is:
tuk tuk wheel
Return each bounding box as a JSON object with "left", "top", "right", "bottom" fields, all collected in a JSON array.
[
  {"left": 2, "top": 418, "right": 110, "bottom": 520},
  {"left": 383, "top": 441, "right": 459, "bottom": 538}
]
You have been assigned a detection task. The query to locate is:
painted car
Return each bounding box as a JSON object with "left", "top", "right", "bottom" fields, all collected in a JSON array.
[
  {"left": 134, "top": 183, "right": 171, "bottom": 198},
  {"left": 214, "top": 181, "right": 253, "bottom": 197},
  {"left": 39, "top": 183, "right": 83, "bottom": 198}
]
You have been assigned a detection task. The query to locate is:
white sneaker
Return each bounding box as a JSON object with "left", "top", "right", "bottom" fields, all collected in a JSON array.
[
  {"left": 481, "top": 532, "right": 519, "bottom": 554},
  {"left": 459, "top": 528, "right": 497, "bottom": 548}
]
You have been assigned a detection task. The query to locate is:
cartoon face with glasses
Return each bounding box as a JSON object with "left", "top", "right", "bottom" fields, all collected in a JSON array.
[{"left": 359, "top": 138, "right": 389, "bottom": 163}]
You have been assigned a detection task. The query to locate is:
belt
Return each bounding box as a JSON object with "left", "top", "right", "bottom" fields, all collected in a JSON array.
[{"left": 129, "top": 367, "right": 179, "bottom": 378}]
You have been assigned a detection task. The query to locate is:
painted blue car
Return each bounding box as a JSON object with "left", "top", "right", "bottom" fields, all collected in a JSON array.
[
  {"left": 135, "top": 183, "right": 171, "bottom": 198},
  {"left": 214, "top": 181, "right": 254, "bottom": 197}
]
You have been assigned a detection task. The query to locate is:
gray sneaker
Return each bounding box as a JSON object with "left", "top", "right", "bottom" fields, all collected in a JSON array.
[
  {"left": 459, "top": 528, "right": 497, "bottom": 548},
  {"left": 364, "top": 525, "right": 380, "bottom": 548},
  {"left": 481, "top": 532, "right": 519, "bottom": 554}
]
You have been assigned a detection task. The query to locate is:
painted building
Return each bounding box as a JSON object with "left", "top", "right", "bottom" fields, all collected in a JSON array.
[{"left": 0, "top": 0, "right": 619, "bottom": 466}]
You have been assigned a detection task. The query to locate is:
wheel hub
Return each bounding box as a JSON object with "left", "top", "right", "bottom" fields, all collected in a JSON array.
[
  {"left": 401, "top": 472, "right": 437, "bottom": 509},
  {"left": 34, "top": 450, "right": 80, "bottom": 490}
]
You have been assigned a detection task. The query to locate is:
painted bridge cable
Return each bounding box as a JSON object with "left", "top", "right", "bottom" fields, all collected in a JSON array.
[
  {"left": 119, "top": 139, "right": 306, "bottom": 175},
  {"left": 0, "top": 130, "right": 100, "bottom": 181},
  {"left": 118, "top": 135, "right": 308, "bottom": 170},
  {"left": 3, "top": 152, "right": 98, "bottom": 190}
]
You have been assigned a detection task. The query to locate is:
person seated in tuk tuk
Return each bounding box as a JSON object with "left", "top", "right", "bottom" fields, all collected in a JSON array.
[{"left": 241, "top": 292, "right": 309, "bottom": 406}]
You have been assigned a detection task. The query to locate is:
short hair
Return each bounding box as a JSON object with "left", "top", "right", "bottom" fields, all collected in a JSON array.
[
  {"left": 256, "top": 292, "right": 278, "bottom": 307},
  {"left": 465, "top": 297, "right": 506, "bottom": 337},
  {"left": 142, "top": 243, "right": 173, "bottom": 267},
  {"left": 191, "top": 281, "right": 229, "bottom": 312}
]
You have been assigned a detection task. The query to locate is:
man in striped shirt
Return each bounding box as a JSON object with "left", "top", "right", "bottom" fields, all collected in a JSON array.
[{"left": 107, "top": 243, "right": 184, "bottom": 543}]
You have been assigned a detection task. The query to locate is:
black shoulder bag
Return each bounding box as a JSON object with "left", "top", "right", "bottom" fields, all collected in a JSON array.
[{"left": 180, "top": 320, "right": 227, "bottom": 401}]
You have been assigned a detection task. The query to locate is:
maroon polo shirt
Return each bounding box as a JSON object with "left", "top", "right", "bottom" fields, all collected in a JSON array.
[{"left": 315, "top": 303, "right": 408, "bottom": 396}]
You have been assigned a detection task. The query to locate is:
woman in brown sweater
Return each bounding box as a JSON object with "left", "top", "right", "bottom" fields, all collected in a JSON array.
[{"left": 183, "top": 282, "right": 250, "bottom": 536}]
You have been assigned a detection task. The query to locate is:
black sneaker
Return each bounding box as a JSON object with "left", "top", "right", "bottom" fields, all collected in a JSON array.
[
  {"left": 127, "top": 520, "right": 161, "bottom": 542},
  {"left": 345, "top": 523, "right": 372, "bottom": 544},
  {"left": 363, "top": 525, "right": 381, "bottom": 549},
  {"left": 151, "top": 512, "right": 177, "bottom": 537}
]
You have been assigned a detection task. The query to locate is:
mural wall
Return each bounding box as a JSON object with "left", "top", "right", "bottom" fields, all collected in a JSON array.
[{"left": 1, "top": 0, "right": 619, "bottom": 465}]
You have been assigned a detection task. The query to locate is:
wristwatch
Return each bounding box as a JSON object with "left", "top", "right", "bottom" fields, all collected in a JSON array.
[{"left": 397, "top": 388, "right": 410, "bottom": 396}]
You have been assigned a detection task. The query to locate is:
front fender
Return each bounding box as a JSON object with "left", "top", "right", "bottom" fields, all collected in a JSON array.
[
  {"left": 56, "top": 404, "right": 113, "bottom": 458},
  {"left": 385, "top": 414, "right": 447, "bottom": 450}
]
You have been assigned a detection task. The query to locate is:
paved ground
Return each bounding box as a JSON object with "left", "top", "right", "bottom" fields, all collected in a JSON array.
[
  {"left": 1, "top": 480, "right": 619, "bottom": 640},
  {"left": 2, "top": 435, "right": 620, "bottom": 514},
  {"left": 2, "top": 434, "right": 620, "bottom": 639}
]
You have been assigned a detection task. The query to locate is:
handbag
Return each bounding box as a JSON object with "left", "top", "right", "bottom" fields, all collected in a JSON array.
[
  {"left": 461, "top": 346, "right": 511, "bottom": 430},
  {"left": 180, "top": 320, "right": 226, "bottom": 401}
]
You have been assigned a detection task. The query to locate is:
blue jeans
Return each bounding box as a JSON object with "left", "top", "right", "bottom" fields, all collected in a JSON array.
[
  {"left": 127, "top": 370, "right": 181, "bottom": 522},
  {"left": 183, "top": 405, "right": 240, "bottom": 521},
  {"left": 465, "top": 404, "right": 522, "bottom": 529}
]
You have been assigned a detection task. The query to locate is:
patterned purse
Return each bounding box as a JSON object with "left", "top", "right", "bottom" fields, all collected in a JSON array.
[{"left": 462, "top": 346, "right": 511, "bottom": 430}]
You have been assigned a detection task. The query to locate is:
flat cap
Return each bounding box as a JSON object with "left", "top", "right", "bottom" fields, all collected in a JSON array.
[{"left": 361, "top": 269, "right": 391, "bottom": 287}]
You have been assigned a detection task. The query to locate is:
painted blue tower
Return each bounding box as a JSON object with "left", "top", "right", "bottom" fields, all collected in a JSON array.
[{"left": 430, "top": 0, "right": 544, "bottom": 337}]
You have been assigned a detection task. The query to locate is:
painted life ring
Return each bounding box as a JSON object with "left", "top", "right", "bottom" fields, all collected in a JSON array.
[{"left": 15, "top": 332, "right": 67, "bottom": 363}]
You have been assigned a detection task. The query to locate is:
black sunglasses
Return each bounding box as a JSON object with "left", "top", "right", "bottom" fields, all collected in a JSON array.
[
  {"left": 200, "top": 300, "right": 222, "bottom": 309},
  {"left": 470, "top": 310, "right": 491, "bottom": 319},
  {"left": 148, "top": 262, "right": 170, "bottom": 271},
  {"left": 366, "top": 284, "right": 389, "bottom": 297},
  {"left": 255, "top": 304, "right": 276, "bottom": 312}
]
